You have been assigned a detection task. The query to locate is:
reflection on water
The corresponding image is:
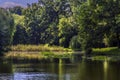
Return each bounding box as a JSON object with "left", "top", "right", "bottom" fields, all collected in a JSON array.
[
  {"left": 14, "top": 72, "right": 57, "bottom": 80},
  {"left": 104, "top": 60, "right": 108, "bottom": 80},
  {"left": 0, "top": 74, "right": 13, "bottom": 80},
  {"left": 0, "top": 60, "right": 120, "bottom": 80}
]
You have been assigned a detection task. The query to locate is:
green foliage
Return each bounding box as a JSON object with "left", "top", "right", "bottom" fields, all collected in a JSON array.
[
  {"left": 13, "top": 24, "right": 28, "bottom": 45},
  {"left": 23, "top": 0, "right": 72, "bottom": 45},
  {"left": 0, "top": 8, "right": 14, "bottom": 54},
  {"left": 12, "top": 14, "right": 28, "bottom": 45},
  {"left": 1, "top": 0, "right": 120, "bottom": 57},
  {"left": 75, "top": 2, "right": 103, "bottom": 53},
  {"left": 12, "top": 14, "right": 25, "bottom": 26},
  {"left": 58, "top": 17, "right": 78, "bottom": 47},
  {"left": 73, "top": 0, "right": 120, "bottom": 56},
  {"left": 23, "top": 3, "right": 58, "bottom": 44},
  {"left": 69, "top": 36, "right": 81, "bottom": 50},
  {"left": 9, "top": 6, "right": 23, "bottom": 15},
  {"left": 114, "top": 14, "right": 120, "bottom": 48},
  {"left": 96, "top": 0, "right": 120, "bottom": 48}
]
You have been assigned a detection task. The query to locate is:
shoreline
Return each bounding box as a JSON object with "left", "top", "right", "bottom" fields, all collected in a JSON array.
[{"left": 2, "top": 45, "right": 120, "bottom": 62}]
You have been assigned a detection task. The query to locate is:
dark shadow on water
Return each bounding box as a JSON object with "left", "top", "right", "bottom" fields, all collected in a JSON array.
[
  {"left": 0, "top": 59, "right": 14, "bottom": 80},
  {"left": 0, "top": 59, "right": 13, "bottom": 73},
  {"left": 0, "top": 58, "right": 120, "bottom": 80}
]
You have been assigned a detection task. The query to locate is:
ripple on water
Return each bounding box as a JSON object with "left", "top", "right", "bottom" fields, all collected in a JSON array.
[
  {"left": 13, "top": 72, "right": 58, "bottom": 80},
  {"left": 0, "top": 74, "right": 13, "bottom": 80}
]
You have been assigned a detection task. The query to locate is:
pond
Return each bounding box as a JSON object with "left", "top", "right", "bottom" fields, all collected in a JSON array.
[{"left": 0, "top": 60, "right": 120, "bottom": 80}]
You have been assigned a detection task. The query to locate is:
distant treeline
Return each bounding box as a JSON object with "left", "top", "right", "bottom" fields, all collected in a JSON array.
[{"left": 0, "top": 0, "right": 120, "bottom": 55}]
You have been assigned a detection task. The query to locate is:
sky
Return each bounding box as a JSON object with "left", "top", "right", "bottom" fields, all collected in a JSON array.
[{"left": 0, "top": 0, "right": 38, "bottom": 8}]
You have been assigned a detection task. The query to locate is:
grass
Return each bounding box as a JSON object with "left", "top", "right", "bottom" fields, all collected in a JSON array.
[
  {"left": 10, "top": 44, "right": 72, "bottom": 52},
  {"left": 91, "top": 47, "right": 120, "bottom": 61},
  {"left": 92, "top": 47, "right": 120, "bottom": 56},
  {"left": 4, "top": 52, "right": 72, "bottom": 64},
  {"left": 4, "top": 51, "right": 52, "bottom": 63},
  {"left": 5, "top": 52, "right": 45, "bottom": 60},
  {"left": 4, "top": 51, "right": 72, "bottom": 62},
  {"left": 8, "top": 45, "right": 120, "bottom": 62},
  {"left": 4, "top": 44, "right": 73, "bottom": 62}
]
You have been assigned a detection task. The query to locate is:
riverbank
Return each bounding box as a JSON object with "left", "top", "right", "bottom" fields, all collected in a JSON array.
[
  {"left": 4, "top": 45, "right": 73, "bottom": 62},
  {"left": 10, "top": 44, "right": 72, "bottom": 52},
  {"left": 91, "top": 47, "right": 120, "bottom": 61},
  {"left": 4, "top": 45, "right": 120, "bottom": 62}
]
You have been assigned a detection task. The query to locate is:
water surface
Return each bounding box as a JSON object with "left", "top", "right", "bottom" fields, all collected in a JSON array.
[{"left": 0, "top": 60, "right": 120, "bottom": 80}]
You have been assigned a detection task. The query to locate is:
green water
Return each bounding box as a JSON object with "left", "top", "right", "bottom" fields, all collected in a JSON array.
[{"left": 0, "top": 60, "right": 120, "bottom": 80}]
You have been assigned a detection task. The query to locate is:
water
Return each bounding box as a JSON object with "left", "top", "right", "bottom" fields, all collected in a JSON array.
[{"left": 0, "top": 60, "right": 120, "bottom": 80}]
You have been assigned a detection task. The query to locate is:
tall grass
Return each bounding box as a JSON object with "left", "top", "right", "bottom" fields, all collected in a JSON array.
[
  {"left": 5, "top": 52, "right": 45, "bottom": 60},
  {"left": 5, "top": 51, "right": 72, "bottom": 61},
  {"left": 4, "top": 44, "right": 73, "bottom": 61}
]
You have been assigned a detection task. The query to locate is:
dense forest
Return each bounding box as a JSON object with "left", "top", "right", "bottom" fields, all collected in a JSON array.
[{"left": 0, "top": 0, "right": 120, "bottom": 55}]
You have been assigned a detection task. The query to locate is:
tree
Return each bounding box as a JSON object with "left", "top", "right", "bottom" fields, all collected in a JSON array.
[
  {"left": 13, "top": 24, "right": 28, "bottom": 45},
  {"left": 23, "top": 0, "right": 72, "bottom": 45},
  {"left": 8, "top": 6, "right": 23, "bottom": 15},
  {"left": 113, "top": 14, "right": 120, "bottom": 48},
  {"left": 23, "top": 3, "right": 45, "bottom": 44},
  {"left": 0, "top": 8, "right": 14, "bottom": 55},
  {"left": 58, "top": 17, "right": 78, "bottom": 47},
  {"left": 74, "top": 0, "right": 120, "bottom": 56},
  {"left": 75, "top": 2, "right": 106, "bottom": 55},
  {"left": 95, "top": 0, "right": 120, "bottom": 48},
  {"left": 12, "top": 14, "right": 28, "bottom": 45}
]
